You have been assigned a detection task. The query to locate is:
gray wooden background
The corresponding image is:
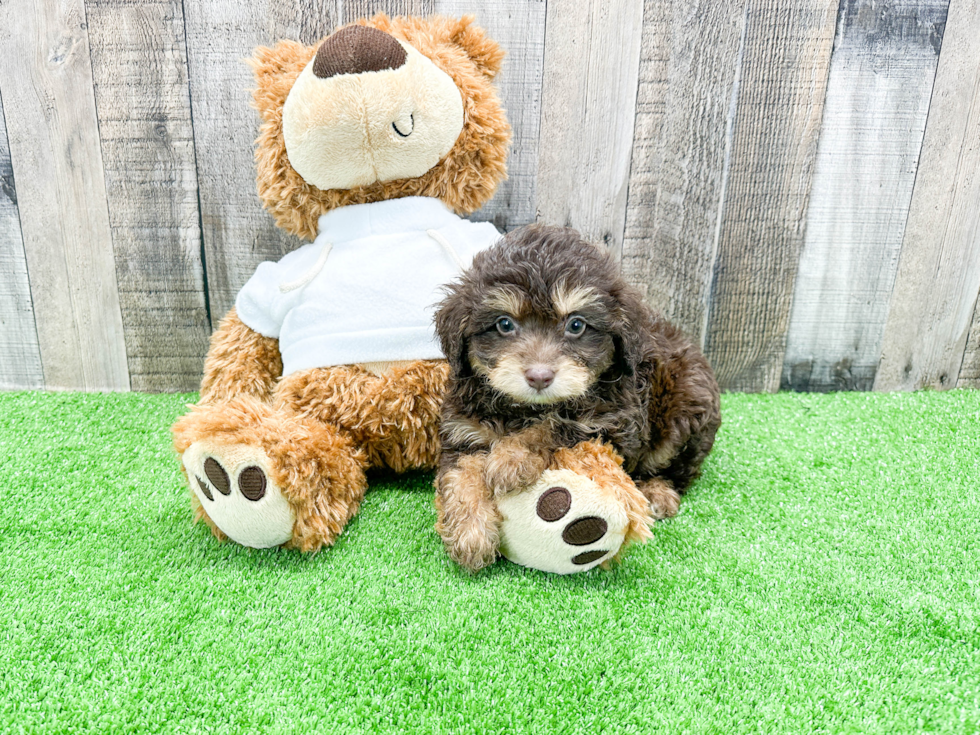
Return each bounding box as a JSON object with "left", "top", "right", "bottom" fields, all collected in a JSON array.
[{"left": 1, "top": 0, "right": 978, "bottom": 394}]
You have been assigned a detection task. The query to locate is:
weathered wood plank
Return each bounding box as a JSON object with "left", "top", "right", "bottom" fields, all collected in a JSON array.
[
  {"left": 342, "top": 0, "right": 431, "bottom": 21},
  {"left": 702, "top": 0, "right": 838, "bottom": 392},
  {"left": 85, "top": 0, "right": 211, "bottom": 393},
  {"left": 182, "top": 0, "right": 343, "bottom": 320},
  {"left": 782, "top": 0, "right": 949, "bottom": 393},
  {"left": 0, "top": 95, "right": 44, "bottom": 390},
  {"left": 434, "top": 0, "right": 546, "bottom": 231},
  {"left": 876, "top": 0, "right": 980, "bottom": 391},
  {"left": 0, "top": 0, "right": 129, "bottom": 391},
  {"left": 960, "top": 299, "right": 980, "bottom": 388},
  {"left": 535, "top": 0, "right": 645, "bottom": 261},
  {"left": 620, "top": 0, "right": 747, "bottom": 344}
]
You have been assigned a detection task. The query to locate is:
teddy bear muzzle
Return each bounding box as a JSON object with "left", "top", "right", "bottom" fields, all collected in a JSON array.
[{"left": 281, "top": 25, "right": 465, "bottom": 192}]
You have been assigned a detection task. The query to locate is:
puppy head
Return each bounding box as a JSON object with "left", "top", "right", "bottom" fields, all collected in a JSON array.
[{"left": 436, "top": 224, "right": 649, "bottom": 405}]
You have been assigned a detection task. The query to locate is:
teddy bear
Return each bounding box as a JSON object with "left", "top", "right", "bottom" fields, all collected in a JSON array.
[{"left": 172, "top": 13, "right": 662, "bottom": 573}]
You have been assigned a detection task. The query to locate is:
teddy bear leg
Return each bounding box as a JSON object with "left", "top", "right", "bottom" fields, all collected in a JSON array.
[
  {"left": 173, "top": 396, "right": 368, "bottom": 551},
  {"left": 496, "top": 441, "right": 654, "bottom": 574}
]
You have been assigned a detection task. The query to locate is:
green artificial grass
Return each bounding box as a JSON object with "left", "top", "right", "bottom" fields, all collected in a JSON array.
[{"left": 0, "top": 390, "right": 978, "bottom": 734}]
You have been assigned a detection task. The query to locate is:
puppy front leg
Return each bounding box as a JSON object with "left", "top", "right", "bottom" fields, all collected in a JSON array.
[
  {"left": 483, "top": 425, "right": 554, "bottom": 496},
  {"left": 435, "top": 452, "right": 502, "bottom": 572}
]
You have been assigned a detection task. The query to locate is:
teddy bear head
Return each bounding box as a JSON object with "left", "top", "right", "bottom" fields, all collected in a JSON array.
[{"left": 250, "top": 14, "right": 512, "bottom": 240}]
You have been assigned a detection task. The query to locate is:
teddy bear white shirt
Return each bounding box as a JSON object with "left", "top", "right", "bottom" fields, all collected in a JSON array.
[{"left": 235, "top": 196, "right": 501, "bottom": 376}]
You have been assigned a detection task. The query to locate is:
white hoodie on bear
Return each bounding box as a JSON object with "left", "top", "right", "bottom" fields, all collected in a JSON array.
[{"left": 235, "top": 196, "right": 501, "bottom": 376}]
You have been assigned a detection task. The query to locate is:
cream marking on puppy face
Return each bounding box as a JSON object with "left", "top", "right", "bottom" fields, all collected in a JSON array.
[
  {"left": 552, "top": 282, "right": 598, "bottom": 317},
  {"left": 469, "top": 353, "right": 490, "bottom": 377},
  {"left": 489, "top": 354, "right": 593, "bottom": 404},
  {"left": 483, "top": 286, "right": 528, "bottom": 318}
]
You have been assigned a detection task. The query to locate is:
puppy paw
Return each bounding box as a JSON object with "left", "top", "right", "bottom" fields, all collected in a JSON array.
[
  {"left": 637, "top": 478, "right": 681, "bottom": 520},
  {"left": 182, "top": 440, "right": 295, "bottom": 548},
  {"left": 445, "top": 522, "right": 500, "bottom": 572},
  {"left": 483, "top": 438, "right": 549, "bottom": 496},
  {"left": 497, "top": 469, "right": 630, "bottom": 574}
]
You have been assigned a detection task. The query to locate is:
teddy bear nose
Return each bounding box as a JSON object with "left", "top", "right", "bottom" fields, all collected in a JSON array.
[
  {"left": 313, "top": 25, "right": 408, "bottom": 79},
  {"left": 525, "top": 366, "right": 555, "bottom": 391}
]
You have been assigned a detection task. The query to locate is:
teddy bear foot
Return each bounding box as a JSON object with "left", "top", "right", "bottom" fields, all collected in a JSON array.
[
  {"left": 183, "top": 441, "right": 295, "bottom": 549},
  {"left": 496, "top": 469, "right": 630, "bottom": 574}
]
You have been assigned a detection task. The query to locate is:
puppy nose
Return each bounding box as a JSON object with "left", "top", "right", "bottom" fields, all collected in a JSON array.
[
  {"left": 313, "top": 25, "right": 408, "bottom": 79},
  {"left": 525, "top": 366, "right": 555, "bottom": 391}
]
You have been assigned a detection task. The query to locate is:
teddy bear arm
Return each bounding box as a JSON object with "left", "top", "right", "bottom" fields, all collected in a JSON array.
[
  {"left": 550, "top": 441, "right": 654, "bottom": 547},
  {"left": 199, "top": 308, "right": 283, "bottom": 405}
]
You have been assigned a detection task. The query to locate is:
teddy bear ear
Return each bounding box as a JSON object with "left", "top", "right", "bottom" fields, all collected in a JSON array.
[
  {"left": 248, "top": 40, "right": 315, "bottom": 125},
  {"left": 448, "top": 15, "right": 505, "bottom": 80}
]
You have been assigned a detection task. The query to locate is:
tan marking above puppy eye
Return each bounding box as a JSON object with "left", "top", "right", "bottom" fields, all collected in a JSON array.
[
  {"left": 483, "top": 287, "right": 527, "bottom": 318},
  {"left": 552, "top": 283, "right": 598, "bottom": 317}
]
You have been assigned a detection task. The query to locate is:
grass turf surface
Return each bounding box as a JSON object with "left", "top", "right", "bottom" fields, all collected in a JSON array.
[{"left": 0, "top": 390, "right": 978, "bottom": 733}]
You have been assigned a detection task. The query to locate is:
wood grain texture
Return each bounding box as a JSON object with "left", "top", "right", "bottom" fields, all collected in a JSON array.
[
  {"left": 85, "top": 0, "right": 211, "bottom": 392},
  {"left": 342, "top": 0, "right": 432, "bottom": 21},
  {"left": 960, "top": 298, "right": 980, "bottom": 387},
  {"left": 0, "top": 0, "right": 129, "bottom": 390},
  {"left": 535, "top": 0, "right": 645, "bottom": 261},
  {"left": 876, "top": 0, "right": 980, "bottom": 391},
  {"left": 702, "top": 0, "right": 839, "bottom": 392},
  {"left": 434, "top": 0, "right": 546, "bottom": 231},
  {"left": 620, "top": 0, "right": 747, "bottom": 344},
  {"left": 782, "top": 0, "right": 948, "bottom": 393},
  {"left": 182, "top": 0, "right": 343, "bottom": 320},
  {"left": 0, "top": 95, "right": 44, "bottom": 390}
]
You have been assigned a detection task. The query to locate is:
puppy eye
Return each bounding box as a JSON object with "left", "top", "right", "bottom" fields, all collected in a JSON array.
[
  {"left": 496, "top": 316, "right": 517, "bottom": 335},
  {"left": 565, "top": 317, "right": 587, "bottom": 337}
]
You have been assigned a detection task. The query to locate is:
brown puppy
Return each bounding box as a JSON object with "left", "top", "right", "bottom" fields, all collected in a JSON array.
[{"left": 433, "top": 224, "right": 721, "bottom": 570}]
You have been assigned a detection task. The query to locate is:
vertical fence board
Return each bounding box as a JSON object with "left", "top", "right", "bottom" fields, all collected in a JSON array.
[
  {"left": 342, "top": 0, "right": 432, "bottom": 20},
  {"left": 434, "top": 0, "right": 546, "bottom": 231},
  {"left": 959, "top": 300, "right": 980, "bottom": 387},
  {"left": 536, "top": 0, "right": 645, "bottom": 261},
  {"left": 621, "top": 0, "right": 746, "bottom": 344},
  {"left": 876, "top": 0, "right": 980, "bottom": 391},
  {"left": 86, "top": 0, "right": 211, "bottom": 393},
  {"left": 182, "top": 0, "right": 342, "bottom": 321},
  {"left": 0, "top": 0, "right": 129, "bottom": 391},
  {"left": 0, "top": 97, "right": 44, "bottom": 390},
  {"left": 782, "top": 0, "right": 949, "bottom": 393},
  {"left": 703, "top": 0, "right": 838, "bottom": 392}
]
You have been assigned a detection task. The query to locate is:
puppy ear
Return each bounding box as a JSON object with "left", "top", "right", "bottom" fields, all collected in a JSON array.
[
  {"left": 611, "top": 288, "right": 649, "bottom": 378},
  {"left": 435, "top": 284, "right": 471, "bottom": 378}
]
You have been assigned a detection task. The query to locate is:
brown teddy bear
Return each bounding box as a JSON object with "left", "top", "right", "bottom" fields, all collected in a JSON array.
[{"left": 172, "top": 14, "right": 511, "bottom": 551}]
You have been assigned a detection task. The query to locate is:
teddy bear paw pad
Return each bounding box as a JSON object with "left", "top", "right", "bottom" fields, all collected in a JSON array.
[
  {"left": 182, "top": 442, "right": 295, "bottom": 549},
  {"left": 497, "top": 469, "right": 629, "bottom": 574}
]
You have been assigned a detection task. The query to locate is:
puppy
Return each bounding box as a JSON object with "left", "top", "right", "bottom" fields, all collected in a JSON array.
[{"left": 433, "top": 224, "right": 721, "bottom": 571}]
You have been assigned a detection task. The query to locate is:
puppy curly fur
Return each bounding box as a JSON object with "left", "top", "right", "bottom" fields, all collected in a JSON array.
[
  {"left": 250, "top": 13, "right": 511, "bottom": 240},
  {"left": 433, "top": 224, "right": 721, "bottom": 569}
]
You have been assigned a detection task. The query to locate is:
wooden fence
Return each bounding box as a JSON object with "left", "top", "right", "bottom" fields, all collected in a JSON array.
[{"left": 1, "top": 0, "right": 978, "bottom": 393}]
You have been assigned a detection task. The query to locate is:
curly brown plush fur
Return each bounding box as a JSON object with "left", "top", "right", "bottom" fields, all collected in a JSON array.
[
  {"left": 433, "top": 224, "right": 721, "bottom": 568},
  {"left": 251, "top": 13, "right": 511, "bottom": 240},
  {"left": 173, "top": 354, "right": 448, "bottom": 551},
  {"left": 173, "top": 13, "right": 512, "bottom": 553}
]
